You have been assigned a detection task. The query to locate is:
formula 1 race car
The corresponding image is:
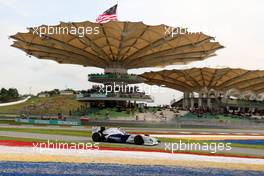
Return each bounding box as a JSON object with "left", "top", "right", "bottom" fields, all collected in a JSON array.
[{"left": 91, "top": 127, "right": 160, "bottom": 146}]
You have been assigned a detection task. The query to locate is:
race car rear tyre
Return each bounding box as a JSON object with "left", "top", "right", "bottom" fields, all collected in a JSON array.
[
  {"left": 92, "top": 132, "right": 102, "bottom": 142},
  {"left": 134, "top": 135, "right": 144, "bottom": 145}
]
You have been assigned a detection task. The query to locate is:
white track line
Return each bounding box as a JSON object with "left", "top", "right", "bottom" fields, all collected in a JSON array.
[{"left": 150, "top": 134, "right": 264, "bottom": 139}]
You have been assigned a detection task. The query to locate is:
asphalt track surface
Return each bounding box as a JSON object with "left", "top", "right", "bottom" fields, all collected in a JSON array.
[
  {"left": 1, "top": 124, "right": 264, "bottom": 134},
  {"left": 0, "top": 130, "right": 264, "bottom": 157},
  {"left": 0, "top": 161, "right": 263, "bottom": 176},
  {"left": 0, "top": 126, "right": 264, "bottom": 175}
]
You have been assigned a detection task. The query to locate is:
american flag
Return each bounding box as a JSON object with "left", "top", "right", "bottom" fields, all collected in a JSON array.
[{"left": 96, "top": 4, "right": 118, "bottom": 23}]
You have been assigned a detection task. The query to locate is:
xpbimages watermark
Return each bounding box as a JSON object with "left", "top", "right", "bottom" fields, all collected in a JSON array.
[
  {"left": 33, "top": 140, "right": 100, "bottom": 152},
  {"left": 97, "top": 82, "right": 166, "bottom": 95},
  {"left": 164, "top": 26, "right": 201, "bottom": 39},
  {"left": 32, "top": 25, "right": 100, "bottom": 38},
  {"left": 164, "top": 140, "right": 232, "bottom": 154}
]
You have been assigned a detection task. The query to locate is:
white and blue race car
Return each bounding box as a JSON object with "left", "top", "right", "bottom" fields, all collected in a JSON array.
[{"left": 92, "top": 127, "right": 160, "bottom": 146}]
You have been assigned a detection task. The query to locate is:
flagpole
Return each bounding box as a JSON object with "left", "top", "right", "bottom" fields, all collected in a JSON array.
[{"left": 116, "top": 1, "right": 119, "bottom": 20}]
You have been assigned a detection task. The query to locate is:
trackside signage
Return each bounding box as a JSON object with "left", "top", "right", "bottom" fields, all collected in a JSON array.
[{"left": 15, "top": 118, "right": 80, "bottom": 126}]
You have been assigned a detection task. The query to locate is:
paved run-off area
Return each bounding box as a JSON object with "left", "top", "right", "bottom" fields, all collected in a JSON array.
[
  {"left": 0, "top": 144, "right": 264, "bottom": 175},
  {"left": 0, "top": 161, "right": 264, "bottom": 176}
]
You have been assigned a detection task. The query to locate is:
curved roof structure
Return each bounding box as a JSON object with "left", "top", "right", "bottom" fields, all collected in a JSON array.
[
  {"left": 140, "top": 68, "right": 264, "bottom": 93},
  {"left": 11, "top": 21, "right": 223, "bottom": 69}
]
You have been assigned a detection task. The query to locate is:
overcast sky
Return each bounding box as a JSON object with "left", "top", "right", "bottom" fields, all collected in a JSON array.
[{"left": 0, "top": 0, "right": 263, "bottom": 105}]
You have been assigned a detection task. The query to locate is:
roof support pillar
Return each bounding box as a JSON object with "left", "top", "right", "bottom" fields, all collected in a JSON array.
[
  {"left": 190, "top": 97, "right": 194, "bottom": 111},
  {"left": 207, "top": 97, "right": 212, "bottom": 110},
  {"left": 182, "top": 92, "right": 190, "bottom": 110},
  {"left": 198, "top": 92, "right": 203, "bottom": 108}
]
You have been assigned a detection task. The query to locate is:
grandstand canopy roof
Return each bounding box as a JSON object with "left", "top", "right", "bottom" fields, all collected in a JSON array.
[
  {"left": 11, "top": 20, "right": 223, "bottom": 69},
  {"left": 140, "top": 68, "right": 264, "bottom": 93}
]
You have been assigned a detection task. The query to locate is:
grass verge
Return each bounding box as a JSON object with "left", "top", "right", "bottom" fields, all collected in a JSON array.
[{"left": 0, "top": 127, "right": 91, "bottom": 137}]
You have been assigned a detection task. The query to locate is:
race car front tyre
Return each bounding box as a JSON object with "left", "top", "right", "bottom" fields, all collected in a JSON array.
[
  {"left": 134, "top": 135, "right": 144, "bottom": 145},
  {"left": 92, "top": 132, "right": 102, "bottom": 142}
]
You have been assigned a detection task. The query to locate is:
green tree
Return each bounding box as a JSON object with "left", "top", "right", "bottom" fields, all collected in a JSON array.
[{"left": 0, "top": 88, "right": 19, "bottom": 103}]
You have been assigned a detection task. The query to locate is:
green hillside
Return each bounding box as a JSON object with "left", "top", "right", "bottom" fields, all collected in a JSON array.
[{"left": 0, "top": 95, "right": 85, "bottom": 116}]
